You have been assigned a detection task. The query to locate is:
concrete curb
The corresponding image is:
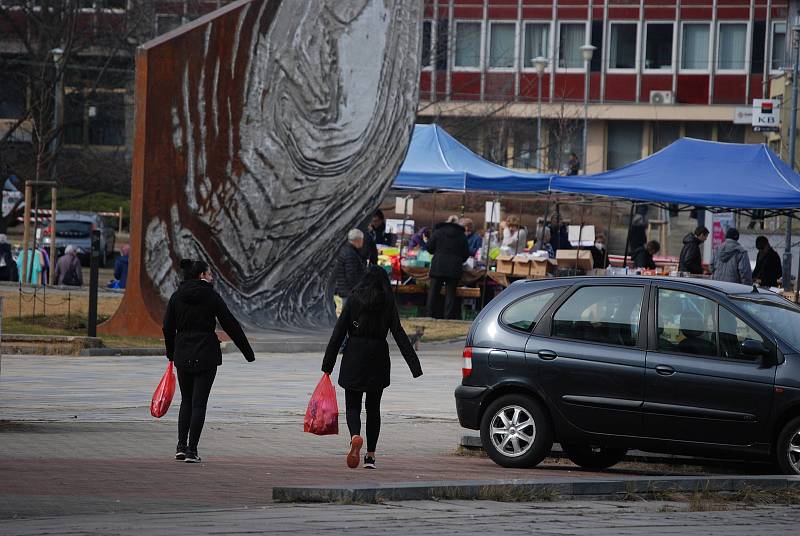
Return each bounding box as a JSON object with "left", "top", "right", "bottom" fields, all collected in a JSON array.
[
  {"left": 79, "top": 347, "right": 165, "bottom": 357},
  {"left": 272, "top": 475, "right": 800, "bottom": 504}
]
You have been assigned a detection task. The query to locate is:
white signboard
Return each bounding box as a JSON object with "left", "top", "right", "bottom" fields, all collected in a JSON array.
[
  {"left": 568, "top": 224, "right": 595, "bottom": 247},
  {"left": 485, "top": 201, "right": 501, "bottom": 224},
  {"left": 394, "top": 196, "right": 413, "bottom": 216},
  {"left": 752, "top": 99, "right": 781, "bottom": 132},
  {"left": 385, "top": 218, "right": 414, "bottom": 236},
  {"left": 733, "top": 107, "right": 753, "bottom": 125}
]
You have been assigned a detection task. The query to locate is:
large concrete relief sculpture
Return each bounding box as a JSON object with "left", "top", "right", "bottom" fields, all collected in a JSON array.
[{"left": 101, "top": 0, "right": 423, "bottom": 336}]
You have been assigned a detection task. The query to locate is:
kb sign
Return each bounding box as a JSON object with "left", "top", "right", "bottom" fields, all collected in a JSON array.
[{"left": 752, "top": 99, "right": 781, "bottom": 133}]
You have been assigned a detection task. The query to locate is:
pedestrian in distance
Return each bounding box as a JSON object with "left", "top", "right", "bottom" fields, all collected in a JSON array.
[
  {"left": 678, "top": 226, "right": 709, "bottom": 275},
  {"left": 460, "top": 217, "right": 483, "bottom": 257},
  {"left": 0, "top": 234, "right": 18, "bottom": 282},
  {"left": 627, "top": 213, "right": 648, "bottom": 254},
  {"left": 333, "top": 229, "right": 367, "bottom": 306},
  {"left": 753, "top": 235, "right": 782, "bottom": 288},
  {"left": 711, "top": 228, "right": 753, "bottom": 285},
  {"left": 426, "top": 215, "right": 469, "bottom": 319},
  {"left": 322, "top": 266, "right": 423, "bottom": 470},
  {"left": 566, "top": 152, "right": 580, "bottom": 176},
  {"left": 632, "top": 240, "right": 660, "bottom": 270},
  {"left": 54, "top": 245, "right": 83, "bottom": 287},
  {"left": 162, "top": 259, "right": 255, "bottom": 463},
  {"left": 113, "top": 244, "right": 130, "bottom": 289}
]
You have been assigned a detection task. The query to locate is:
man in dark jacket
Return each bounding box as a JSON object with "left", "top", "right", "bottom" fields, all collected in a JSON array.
[
  {"left": 712, "top": 227, "right": 753, "bottom": 285},
  {"left": 426, "top": 216, "right": 469, "bottom": 319},
  {"left": 367, "top": 209, "right": 393, "bottom": 246},
  {"left": 678, "top": 226, "right": 709, "bottom": 274},
  {"left": 334, "top": 229, "right": 367, "bottom": 301},
  {"left": 113, "top": 244, "right": 130, "bottom": 288},
  {"left": 633, "top": 240, "right": 660, "bottom": 270},
  {"left": 753, "top": 235, "right": 782, "bottom": 287},
  {"left": 548, "top": 213, "right": 571, "bottom": 254}
]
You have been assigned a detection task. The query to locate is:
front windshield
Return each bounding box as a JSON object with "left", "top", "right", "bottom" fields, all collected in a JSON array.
[{"left": 731, "top": 294, "right": 800, "bottom": 353}]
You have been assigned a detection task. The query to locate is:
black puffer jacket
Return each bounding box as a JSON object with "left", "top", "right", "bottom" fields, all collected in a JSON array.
[
  {"left": 322, "top": 290, "right": 422, "bottom": 391},
  {"left": 333, "top": 243, "right": 366, "bottom": 297},
  {"left": 428, "top": 222, "right": 469, "bottom": 280},
  {"left": 632, "top": 246, "right": 655, "bottom": 269},
  {"left": 678, "top": 233, "right": 703, "bottom": 274},
  {"left": 163, "top": 279, "right": 255, "bottom": 370}
]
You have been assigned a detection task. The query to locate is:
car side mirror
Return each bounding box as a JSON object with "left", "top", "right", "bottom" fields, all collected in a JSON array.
[{"left": 741, "top": 339, "right": 769, "bottom": 358}]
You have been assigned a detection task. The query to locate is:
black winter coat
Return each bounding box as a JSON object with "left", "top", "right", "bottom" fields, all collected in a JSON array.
[
  {"left": 678, "top": 233, "right": 703, "bottom": 274},
  {"left": 632, "top": 246, "right": 655, "bottom": 269},
  {"left": 163, "top": 279, "right": 255, "bottom": 370},
  {"left": 333, "top": 243, "right": 366, "bottom": 297},
  {"left": 322, "top": 296, "right": 422, "bottom": 391},
  {"left": 428, "top": 222, "right": 469, "bottom": 280},
  {"left": 753, "top": 247, "right": 782, "bottom": 287}
]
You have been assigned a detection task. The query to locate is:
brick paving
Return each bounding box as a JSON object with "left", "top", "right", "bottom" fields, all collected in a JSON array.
[{"left": 0, "top": 350, "right": 778, "bottom": 525}]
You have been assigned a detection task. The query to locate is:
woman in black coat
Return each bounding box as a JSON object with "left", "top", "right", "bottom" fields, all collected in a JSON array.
[
  {"left": 162, "top": 259, "right": 255, "bottom": 463},
  {"left": 322, "top": 266, "right": 423, "bottom": 469}
]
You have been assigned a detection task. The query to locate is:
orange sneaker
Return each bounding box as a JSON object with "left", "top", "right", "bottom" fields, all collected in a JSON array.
[{"left": 347, "top": 436, "right": 363, "bottom": 469}]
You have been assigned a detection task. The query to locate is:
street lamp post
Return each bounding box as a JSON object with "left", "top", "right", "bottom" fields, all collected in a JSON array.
[
  {"left": 580, "top": 44, "right": 596, "bottom": 175},
  {"left": 49, "top": 47, "right": 64, "bottom": 285},
  {"left": 784, "top": 24, "right": 800, "bottom": 292},
  {"left": 532, "top": 56, "right": 548, "bottom": 172}
]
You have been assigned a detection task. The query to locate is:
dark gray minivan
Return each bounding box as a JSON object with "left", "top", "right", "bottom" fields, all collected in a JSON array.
[{"left": 455, "top": 276, "right": 800, "bottom": 474}]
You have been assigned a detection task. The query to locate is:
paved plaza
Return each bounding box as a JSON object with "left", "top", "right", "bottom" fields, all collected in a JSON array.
[{"left": 1, "top": 347, "right": 799, "bottom": 534}]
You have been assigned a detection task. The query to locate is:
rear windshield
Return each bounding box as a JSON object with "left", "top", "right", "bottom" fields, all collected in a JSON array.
[
  {"left": 731, "top": 294, "right": 800, "bottom": 353},
  {"left": 55, "top": 221, "right": 92, "bottom": 238}
]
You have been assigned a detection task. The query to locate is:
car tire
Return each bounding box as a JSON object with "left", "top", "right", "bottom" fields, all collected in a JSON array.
[
  {"left": 560, "top": 443, "right": 628, "bottom": 470},
  {"left": 480, "top": 394, "right": 553, "bottom": 469},
  {"left": 776, "top": 416, "right": 800, "bottom": 475}
]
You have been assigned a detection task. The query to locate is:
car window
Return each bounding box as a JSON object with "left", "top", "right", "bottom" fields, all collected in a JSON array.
[
  {"left": 552, "top": 286, "right": 644, "bottom": 347},
  {"left": 718, "top": 306, "right": 764, "bottom": 361},
  {"left": 501, "top": 289, "right": 560, "bottom": 332},
  {"left": 55, "top": 221, "right": 92, "bottom": 238},
  {"left": 657, "top": 289, "right": 717, "bottom": 357},
  {"left": 733, "top": 295, "right": 800, "bottom": 352}
]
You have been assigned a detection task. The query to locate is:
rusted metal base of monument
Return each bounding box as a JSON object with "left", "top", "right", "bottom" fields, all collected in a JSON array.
[{"left": 101, "top": 0, "right": 422, "bottom": 337}]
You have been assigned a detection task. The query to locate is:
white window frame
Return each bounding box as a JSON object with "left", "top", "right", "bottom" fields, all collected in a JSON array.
[
  {"left": 487, "top": 20, "right": 519, "bottom": 71},
  {"left": 716, "top": 21, "right": 750, "bottom": 74},
  {"left": 770, "top": 20, "right": 788, "bottom": 74},
  {"left": 453, "top": 20, "right": 484, "bottom": 72},
  {"left": 679, "top": 21, "right": 713, "bottom": 74},
  {"left": 520, "top": 21, "right": 554, "bottom": 73},
  {"left": 557, "top": 20, "right": 590, "bottom": 73},
  {"left": 643, "top": 21, "right": 677, "bottom": 74},
  {"left": 607, "top": 21, "right": 640, "bottom": 73}
]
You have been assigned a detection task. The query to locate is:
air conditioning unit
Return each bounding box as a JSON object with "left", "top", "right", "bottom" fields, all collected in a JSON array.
[{"left": 650, "top": 90, "right": 674, "bottom": 105}]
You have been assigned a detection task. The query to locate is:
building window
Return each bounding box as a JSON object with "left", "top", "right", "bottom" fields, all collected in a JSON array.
[
  {"left": 645, "top": 23, "right": 674, "bottom": 70},
  {"left": 455, "top": 22, "right": 482, "bottom": 68},
  {"left": 523, "top": 23, "right": 549, "bottom": 68},
  {"left": 716, "top": 123, "right": 745, "bottom": 143},
  {"left": 609, "top": 23, "right": 637, "bottom": 70},
  {"left": 558, "top": 22, "right": 586, "bottom": 69},
  {"left": 607, "top": 121, "right": 642, "bottom": 170},
  {"left": 548, "top": 120, "right": 582, "bottom": 172},
  {"left": 88, "top": 93, "right": 125, "bottom": 146},
  {"left": 156, "top": 14, "right": 183, "bottom": 35},
  {"left": 489, "top": 22, "right": 516, "bottom": 69},
  {"left": 718, "top": 23, "right": 747, "bottom": 71},
  {"left": 482, "top": 122, "right": 508, "bottom": 165},
  {"left": 0, "top": 75, "right": 26, "bottom": 119},
  {"left": 772, "top": 22, "right": 787, "bottom": 71},
  {"left": 421, "top": 21, "right": 432, "bottom": 68},
  {"left": 513, "top": 124, "right": 538, "bottom": 169},
  {"left": 685, "top": 122, "right": 713, "bottom": 140},
  {"left": 751, "top": 21, "right": 766, "bottom": 75},
  {"left": 652, "top": 122, "right": 681, "bottom": 153},
  {"left": 681, "top": 23, "right": 710, "bottom": 70}
]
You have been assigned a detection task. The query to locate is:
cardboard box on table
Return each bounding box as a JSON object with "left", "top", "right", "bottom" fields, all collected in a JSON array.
[
  {"left": 556, "top": 249, "right": 593, "bottom": 272},
  {"left": 496, "top": 255, "right": 514, "bottom": 274},
  {"left": 529, "top": 258, "right": 557, "bottom": 278}
]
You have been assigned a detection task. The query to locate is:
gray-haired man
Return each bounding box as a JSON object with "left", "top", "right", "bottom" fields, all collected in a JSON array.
[{"left": 333, "top": 229, "right": 367, "bottom": 303}]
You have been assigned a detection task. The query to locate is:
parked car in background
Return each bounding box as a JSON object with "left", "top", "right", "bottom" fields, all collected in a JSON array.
[
  {"left": 456, "top": 276, "right": 800, "bottom": 475},
  {"left": 41, "top": 211, "right": 116, "bottom": 267}
]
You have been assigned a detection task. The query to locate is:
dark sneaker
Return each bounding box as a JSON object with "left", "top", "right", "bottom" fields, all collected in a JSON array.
[
  {"left": 363, "top": 456, "right": 376, "bottom": 469},
  {"left": 347, "top": 436, "right": 363, "bottom": 469},
  {"left": 175, "top": 445, "right": 187, "bottom": 461},
  {"left": 184, "top": 450, "right": 201, "bottom": 463}
]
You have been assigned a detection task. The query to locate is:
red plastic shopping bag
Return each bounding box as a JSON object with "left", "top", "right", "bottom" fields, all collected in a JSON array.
[
  {"left": 304, "top": 374, "right": 339, "bottom": 435},
  {"left": 150, "top": 361, "right": 176, "bottom": 418}
]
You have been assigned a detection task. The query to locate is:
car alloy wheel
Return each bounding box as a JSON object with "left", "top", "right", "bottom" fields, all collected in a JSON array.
[
  {"left": 489, "top": 405, "right": 536, "bottom": 458},
  {"left": 787, "top": 426, "right": 800, "bottom": 474},
  {"left": 776, "top": 416, "right": 800, "bottom": 475}
]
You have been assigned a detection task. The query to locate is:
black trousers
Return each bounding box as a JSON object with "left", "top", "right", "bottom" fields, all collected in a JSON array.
[
  {"left": 344, "top": 389, "right": 384, "bottom": 453},
  {"left": 177, "top": 366, "right": 217, "bottom": 450},
  {"left": 427, "top": 277, "right": 459, "bottom": 319}
]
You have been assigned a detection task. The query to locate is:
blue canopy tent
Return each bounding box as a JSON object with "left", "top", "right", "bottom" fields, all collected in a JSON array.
[
  {"left": 550, "top": 138, "right": 800, "bottom": 210},
  {"left": 394, "top": 124, "right": 552, "bottom": 193}
]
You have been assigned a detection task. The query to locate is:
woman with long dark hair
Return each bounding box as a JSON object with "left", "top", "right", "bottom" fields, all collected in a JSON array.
[
  {"left": 163, "top": 259, "right": 255, "bottom": 463},
  {"left": 322, "top": 265, "right": 423, "bottom": 469}
]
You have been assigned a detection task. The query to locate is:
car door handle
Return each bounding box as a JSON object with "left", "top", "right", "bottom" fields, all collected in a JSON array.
[
  {"left": 538, "top": 350, "right": 558, "bottom": 361},
  {"left": 655, "top": 365, "right": 676, "bottom": 376}
]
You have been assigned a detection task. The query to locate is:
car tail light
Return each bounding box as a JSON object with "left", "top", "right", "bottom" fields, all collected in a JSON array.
[{"left": 462, "top": 347, "right": 473, "bottom": 378}]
